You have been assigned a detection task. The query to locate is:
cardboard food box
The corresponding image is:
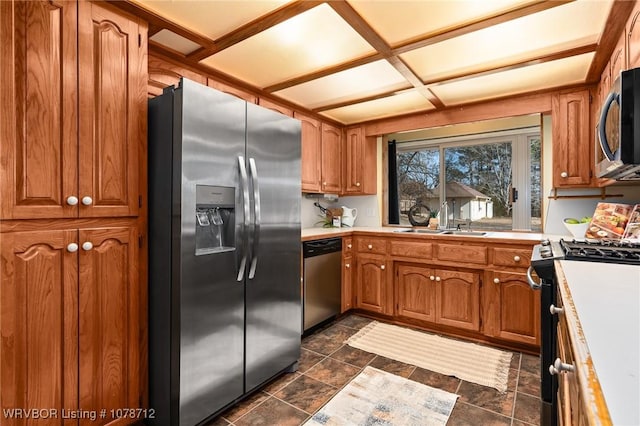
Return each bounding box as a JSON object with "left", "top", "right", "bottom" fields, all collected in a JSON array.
[{"left": 585, "top": 202, "right": 635, "bottom": 240}]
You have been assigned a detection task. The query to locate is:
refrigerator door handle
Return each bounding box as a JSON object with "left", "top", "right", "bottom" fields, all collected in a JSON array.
[
  {"left": 237, "top": 156, "right": 250, "bottom": 282},
  {"left": 248, "top": 157, "right": 261, "bottom": 279}
]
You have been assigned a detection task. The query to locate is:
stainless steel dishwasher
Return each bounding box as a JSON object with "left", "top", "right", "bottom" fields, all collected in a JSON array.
[{"left": 302, "top": 237, "right": 342, "bottom": 332}]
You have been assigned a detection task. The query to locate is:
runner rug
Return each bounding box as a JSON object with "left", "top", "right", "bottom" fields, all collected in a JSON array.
[
  {"left": 346, "top": 321, "right": 512, "bottom": 392},
  {"left": 304, "top": 366, "right": 457, "bottom": 426}
]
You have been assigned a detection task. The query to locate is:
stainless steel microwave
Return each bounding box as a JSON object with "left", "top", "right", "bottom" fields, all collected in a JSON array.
[{"left": 596, "top": 67, "right": 640, "bottom": 180}]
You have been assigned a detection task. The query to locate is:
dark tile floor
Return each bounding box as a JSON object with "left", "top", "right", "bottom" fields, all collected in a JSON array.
[{"left": 207, "top": 314, "right": 542, "bottom": 426}]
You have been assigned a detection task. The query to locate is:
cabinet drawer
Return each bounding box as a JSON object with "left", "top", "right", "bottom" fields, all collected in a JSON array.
[
  {"left": 493, "top": 248, "right": 531, "bottom": 268},
  {"left": 390, "top": 241, "right": 432, "bottom": 259},
  {"left": 436, "top": 244, "right": 487, "bottom": 265},
  {"left": 356, "top": 237, "right": 386, "bottom": 254},
  {"left": 343, "top": 237, "right": 353, "bottom": 254}
]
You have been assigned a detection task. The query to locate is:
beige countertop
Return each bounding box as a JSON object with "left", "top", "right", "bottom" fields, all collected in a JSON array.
[{"left": 302, "top": 226, "right": 561, "bottom": 243}]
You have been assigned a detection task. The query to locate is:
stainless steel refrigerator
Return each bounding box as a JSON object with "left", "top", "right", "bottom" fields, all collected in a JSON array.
[{"left": 148, "top": 78, "right": 301, "bottom": 426}]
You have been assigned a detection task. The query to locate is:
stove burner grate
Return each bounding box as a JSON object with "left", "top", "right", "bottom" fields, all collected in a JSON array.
[{"left": 559, "top": 239, "right": 640, "bottom": 265}]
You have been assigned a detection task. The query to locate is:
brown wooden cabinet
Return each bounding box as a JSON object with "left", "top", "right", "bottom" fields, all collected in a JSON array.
[
  {"left": 0, "top": 1, "right": 146, "bottom": 422},
  {"left": 483, "top": 270, "right": 540, "bottom": 346},
  {"left": 1, "top": 0, "right": 145, "bottom": 220},
  {"left": 395, "top": 263, "right": 479, "bottom": 331},
  {"left": 297, "top": 112, "right": 323, "bottom": 192},
  {"left": 148, "top": 53, "right": 206, "bottom": 97},
  {"left": 355, "top": 253, "right": 388, "bottom": 314},
  {"left": 258, "top": 97, "right": 293, "bottom": 117},
  {"left": 628, "top": 1, "right": 640, "bottom": 70},
  {"left": 321, "top": 123, "right": 342, "bottom": 194},
  {"left": 208, "top": 78, "right": 257, "bottom": 104},
  {"left": 552, "top": 89, "right": 592, "bottom": 187},
  {"left": 341, "top": 237, "right": 353, "bottom": 312},
  {"left": 1, "top": 226, "right": 141, "bottom": 425},
  {"left": 343, "top": 126, "right": 376, "bottom": 195}
]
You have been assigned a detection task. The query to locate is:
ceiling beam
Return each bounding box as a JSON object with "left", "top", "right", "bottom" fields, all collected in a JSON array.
[
  {"left": 586, "top": 0, "right": 636, "bottom": 82},
  {"left": 187, "top": 0, "right": 324, "bottom": 62},
  {"left": 312, "top": 85, "right": 413, "bottom": 113}
]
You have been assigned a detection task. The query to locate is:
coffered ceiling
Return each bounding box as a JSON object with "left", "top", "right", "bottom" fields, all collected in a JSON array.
[{"left": 124, "top": 0, "right": 631, "bottom": 125}]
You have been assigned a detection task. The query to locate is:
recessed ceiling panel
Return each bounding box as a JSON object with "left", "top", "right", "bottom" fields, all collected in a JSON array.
[
  {"left": 199, "top": 4, "right": 375, "bottom": 88},
  {"left": 150, "top": 29, "right": 201, "bottom": 55},
  {"left": 431, "top": 53, "right": 594, "bottom": 106},
  {"left": 402, "top": 1, "right": 611, "bottom": 83},
  {"left": 347, "top": 0, "right": 530, "bottom": 46},
  {"left": 274, "top": 60, "right": 408, "bottom": 109},
  {"left": 133, "top": 0, "right": 289, "bottom": 40},
  {"left": 321, "top": 91, "right": 434, "bottom": 124}
]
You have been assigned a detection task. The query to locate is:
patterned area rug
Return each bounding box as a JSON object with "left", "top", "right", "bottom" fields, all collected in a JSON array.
[
  {"left": 346, "top": 321, "right": 512, "bottom": 392},
  {"left": 304, "top": 366, "right": 457, "bottom": 426}
]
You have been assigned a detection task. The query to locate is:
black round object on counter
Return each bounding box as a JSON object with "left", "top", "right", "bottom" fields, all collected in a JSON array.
[{"left": 408, "top": 203, "right": 431, "bottom": 226}]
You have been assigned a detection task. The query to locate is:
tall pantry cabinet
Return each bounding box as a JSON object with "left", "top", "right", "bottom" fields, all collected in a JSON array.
[{"left": 0, "top": 1, "right": 148, "bottom": 423}]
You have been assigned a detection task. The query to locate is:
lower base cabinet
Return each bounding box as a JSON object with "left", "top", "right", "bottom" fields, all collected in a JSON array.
[
  {"left": 1, "top": 226, "right": 141, "bottom": 425},
  {"left": 483, "top": 270, "right": 540, "bottom": 346},
  {"left": 395, "top": 263, "right": 480, "bottom": 331},
  {"left": 355, "top": 253, "right": 389, "bottom": 314}
]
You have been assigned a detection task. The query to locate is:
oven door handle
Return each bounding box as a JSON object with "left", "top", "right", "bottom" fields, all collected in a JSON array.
[{"left": 526, "top": 266, "right": 542, "bottom": 290}]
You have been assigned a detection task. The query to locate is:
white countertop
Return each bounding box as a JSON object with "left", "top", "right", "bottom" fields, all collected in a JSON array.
[
  {"left": 557, "top": 260, "right": 640, "bottom": 426},
  {"left": 301, "top": 226, "right": 563, "bottom": 242}
]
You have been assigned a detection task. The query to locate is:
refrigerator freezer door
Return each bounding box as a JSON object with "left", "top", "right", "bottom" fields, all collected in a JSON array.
[
  {"left": 244, "top": 103, "right": 302, "bottom": 391},
  {"left": 177, "top": 79, "right": 247, "bottom": 425}
]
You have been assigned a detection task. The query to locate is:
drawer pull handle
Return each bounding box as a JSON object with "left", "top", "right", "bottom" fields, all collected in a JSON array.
[
  {"left": 380, "top": 264, "right": 385, "bottom": 270},
  {"left": 81, "top": 196, "right": 93, "bottom": 206},
  {"left": 513, "top": 255, "right": 521, "bottom": 262},
  {"left": 82, "top": 242, "right": 93, "bottom": 251},
  {"left": 549, "top": 304, "right": 564, "bottom": 315},
  {"left": 493, "top": 278, "right": 500, "bottom": 284},
  {"left": 66, "top": 196, "right": 79, "bottom": 206},
  {"left": 367, "top": 244, "right": 373, "bottom": 250},
  {"left": 67, "top": 243, "right": 79, "bottom": 253},
  {"left": 554, "top": 358, "right": 575, "bottom": 373}
]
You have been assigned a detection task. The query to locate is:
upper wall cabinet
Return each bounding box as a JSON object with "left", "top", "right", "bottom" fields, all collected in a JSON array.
[
  {"left": 208, "top": 78, "right": 257, "bottom": 104},
  {"left": 0, "top": 0, "right": 146, "bottom": 220},
  {"left": 148, "top": 54, "right": 206, "bottom": 97},
  {"left": 258, "top": 98, "right": 293, "bottom": 117},
  {"left": 552, "top": 89, "right": 592, "bottom": 188},
  {"left": 343, "top": 126, "right": 376, "bottom": 195},
  {"left": 628, "top": 1, "right": 640, "bottom": 70},
  {"left": 320, "top": 122, "right": 342, "bottom": 194},
  {"left": 296, "top": 112, "right": 322, "bottom": 192}
]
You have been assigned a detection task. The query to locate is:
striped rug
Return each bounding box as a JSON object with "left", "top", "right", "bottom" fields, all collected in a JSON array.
[{"left": 346, "top": 321, "right": 512, "bottom": 392}]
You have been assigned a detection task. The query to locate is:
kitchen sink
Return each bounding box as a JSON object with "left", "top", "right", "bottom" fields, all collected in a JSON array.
[
  {"left": 392, "top": 228, "right": 446, "bottom": 234},
  {"left": 440, "top": 230, "right": 488, "bottom": 236}
]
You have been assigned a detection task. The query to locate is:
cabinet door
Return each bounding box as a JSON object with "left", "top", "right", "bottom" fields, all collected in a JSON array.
[
  {"left": 355, "top": 254, "right": 386, "bottom": 313},
  {"left": 321, "top": 123, "right": 342, "bottom": 193},
  {"left": 484, "top": 271, "right": 540, "bottom": 346},
  {"left": 436, "top": 269, "right": 480, "bottom": 331},
  {"left": 396, "top": 264, "right": 437, "bottom": 323},
  {"left": 79, "top": 2, "right": 143, "bottom": 218},
  {"left": 0, "top": 230, "right": 79, "bottom": 417},
  {"left": 341, "top": 254, "right": 353, "bottom": 312},
  {"left": 79, "top": 226, "right": 139, "bottom": 424},
  {"left": 148, "top": 53, "right": 206, "bottom": 97},
  {"left": 0, "top": 0, "right": 78, "bottom": 219},
  {"left": 552, "top": 90, "right": 592, "bottom": 187},
  {"left": 296, "top": 112, "right": 322, "bottom": 192},
  {"left": 628, "top": 3, "right": 640, "bottom": 69},
  {"left": 343, "top": 126, "right": 376, "bottom": 195}
]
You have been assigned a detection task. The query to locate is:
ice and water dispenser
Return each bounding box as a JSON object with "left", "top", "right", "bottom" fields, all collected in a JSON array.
[{"left": 195, "top": 185, "right": 235, "bottom": 255}]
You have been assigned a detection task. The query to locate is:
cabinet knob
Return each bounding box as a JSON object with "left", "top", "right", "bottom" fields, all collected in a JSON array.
[
  {"left": 549, "top": 364, "right": 559, "bottom": 375},
  {"left": 81, "top": 196, "right": 93, "bottom": 206},
  {"left": 553, "top": 358, "right": 575, "bottom": 373},
  {"left": 513, "top": 255, "right": 521, "bottom": 262},
  {"left": 560, "top": 171, "right": 568, "bottom": 178},
  {"left": 435, "top": 276, "right": 441, "bottom": 282},
  {"left": 356, "top": 182, "right": 361, "bottom": 187},
  {"left": 345, "top": 263, "right": 350, "bottom": 269},
  {"left": 493, "top": 278, "right": 500, "bottom": 284},
  {"left": 380, "top": 264, "right": 385, "bottom": 270},
  {"left": 549, "top": 304, "right": 564, "bottom": 315},
  {"left": 67, "top": 243, "right": 79, "bottom": 253},
  {"left": 347, "top": 244, "right": 352, "bottom": 249},
  {"left": 82, "top": 242, "right": 93, "bottom": 251},
  {"left": 322, "top": 181, "right": 327, "bottom": 186},
  {"left": 66, "top": 196, "right": 79, "bottom": 206},
  {"left": 367, "top": 244, "right": 373, "bottom": 250},
  {"left": 429, "top": 275, "right": 435, "bottom": 280}
]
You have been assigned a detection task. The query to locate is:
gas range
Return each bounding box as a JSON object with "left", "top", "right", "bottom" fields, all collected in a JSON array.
[{"left": 559, "top": 238, "right": 640, "bottom": 264}]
